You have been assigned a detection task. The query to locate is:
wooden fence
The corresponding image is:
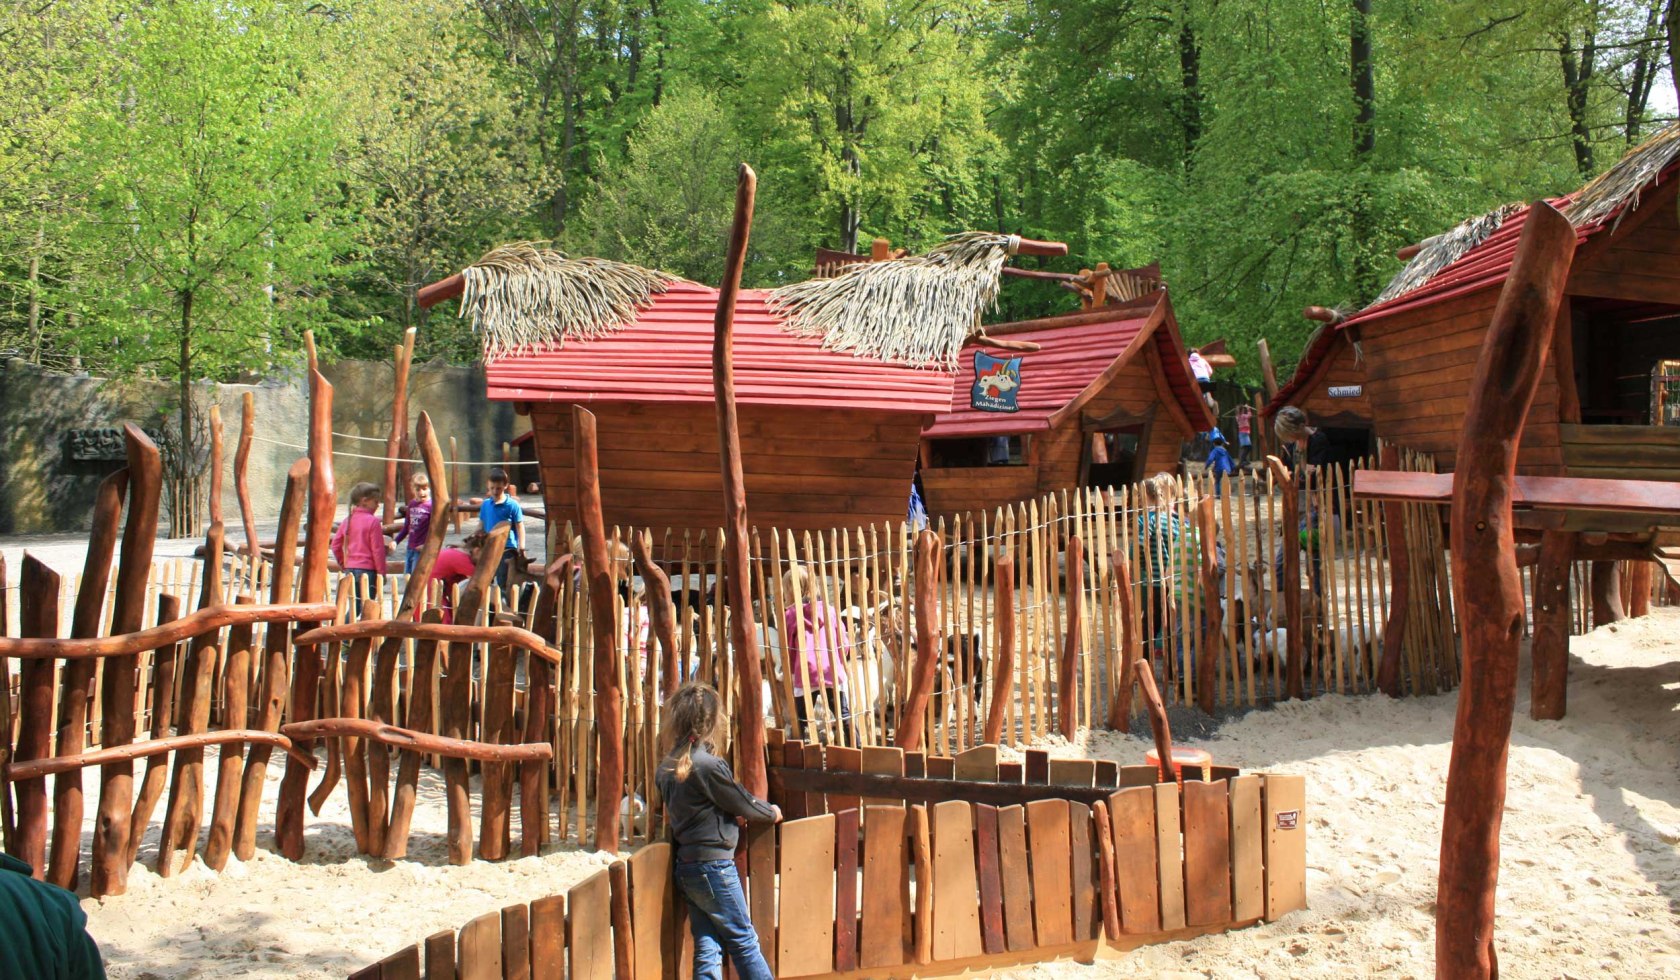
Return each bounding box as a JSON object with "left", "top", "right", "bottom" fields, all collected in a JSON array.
[{"left": 346, "top": 767, "right": 1309, "bottom": 980}]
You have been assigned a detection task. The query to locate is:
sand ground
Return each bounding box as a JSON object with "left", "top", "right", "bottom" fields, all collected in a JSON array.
[{"left": 67, "top": 608, "right": 1680, "bottom": 979}]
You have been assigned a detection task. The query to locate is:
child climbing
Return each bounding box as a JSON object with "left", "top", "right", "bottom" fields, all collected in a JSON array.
[{"left": 656, "top": 682, "right": 781, "bottom": 980}]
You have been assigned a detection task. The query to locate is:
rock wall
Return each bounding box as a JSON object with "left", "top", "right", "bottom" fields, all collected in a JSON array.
[{"left": 0, "top": 357, "right": 527, "bottom": 536}]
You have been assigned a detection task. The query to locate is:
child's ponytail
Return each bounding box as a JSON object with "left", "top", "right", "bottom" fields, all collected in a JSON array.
[{"left": 665, "top": 681, "right": 723, "bottom": 783}]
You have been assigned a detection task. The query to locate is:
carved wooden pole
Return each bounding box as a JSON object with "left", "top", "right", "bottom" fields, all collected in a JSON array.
[
  {"left": 14, "top": 555, "right": 61, "bottom": 876},
  {"left": 712, "top": 163, "right": 769, "bottom": 796},
  {"left": 1265, "top": 455, "right": 1304, "bottom": 699},
  {"left": 46, "top": 469, "right": 126, "bottom": 889},
  {"left": 1106, "top": 495, "right": 1139, "bottom": 730},
  {"left": 1589, "top": 560, "right": 1624, "bottom": 626},
  {"left": 91, "top": 424, "right": 161, "bottom": 898},
  {"left": 1437, "top": 201, "right": 1575, "bottom": 980},
  {"left": 1195, "top": 498, "right": 1223, "bottom": 714},
  {"left": 276, "top": 332, "right": 336, "bottom": 861},
  {"left": 1375, "top": 445, "right": 1411, "bottom": 697},
  {"left": 1058, "top": 536, "right": 1082, "bottom": 739},
  {"left": 236, "top": 392, "right": 260, "bottom": 562},
  {"left": 575, "top": 406, "right": 624, "bottom": 853},
  {"left": 895, "top": 530, "right": 942, "bottom": 753},
  {"left": 384, "top": 328, "right": 416, "bottom": 524},
  {"left": 631, "top": 530, "right": 681, "bottom": 699},
  {"left": 982, "top": 554, "right": 1016, "bottom": 745}
]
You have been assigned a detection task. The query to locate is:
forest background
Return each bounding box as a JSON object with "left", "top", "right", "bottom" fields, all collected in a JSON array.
[{"left": 3, "top": 0, "right": 1678, "bottom": 416}]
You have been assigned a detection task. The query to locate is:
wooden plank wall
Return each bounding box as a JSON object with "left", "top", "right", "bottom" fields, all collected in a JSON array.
[
  {"left": 528, "top": 403, "right": 927, "bottom": 534},
  {"left": 344, "top": 775, "right": 1310, "bottom": 980},
  {"left": 1296, "top": 336, "right": 1374, "bottom": 424}
]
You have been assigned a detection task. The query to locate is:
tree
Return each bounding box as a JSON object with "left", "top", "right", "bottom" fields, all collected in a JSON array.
[{"left": 65, "top": 1, "right": 357, "bottom": 533}]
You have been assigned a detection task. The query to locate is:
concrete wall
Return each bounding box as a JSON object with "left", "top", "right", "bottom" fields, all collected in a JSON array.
[{"left": 1, "top": 357, "right": 527, "bottom": 535}]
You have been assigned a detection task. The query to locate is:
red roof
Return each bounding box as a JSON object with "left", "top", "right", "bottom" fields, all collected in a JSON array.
[
  {"left": 923, "top": 292, "right": 1214, "bottom": 438},
  {"left": 1270, "top": 155, "right": 1680, "bottom": 413},
  {"left": 483, "top": 282, "right": 956, "bottom": 414}
]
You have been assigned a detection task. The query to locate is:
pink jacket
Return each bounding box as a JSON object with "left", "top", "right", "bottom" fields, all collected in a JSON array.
[
  {"left": 784, "top": 600, "right": 852, "bottom": 694},
  {"left": 331, "top": 508, "right": 387, "bottom": 572}
]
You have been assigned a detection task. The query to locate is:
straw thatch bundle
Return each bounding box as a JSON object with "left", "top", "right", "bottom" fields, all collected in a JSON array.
[
  {"left": 459, "top": 243, "right": 678, "bottom": 359},
  {"left": 768, "top": 231, "right": 1020, "bottom": 365},
  {"left": 1372, "top": 203, "right": 1522, "bottom": 306},
  {"left": 1564, "top": 122, "right": 1680, "bottom": 231}
]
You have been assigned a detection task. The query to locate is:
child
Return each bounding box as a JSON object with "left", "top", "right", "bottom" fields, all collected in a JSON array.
[
  {"left": 782, "top": 565, "right": 854, "bottom": 744},
  {"left": 330, "top": 482, "right": 389, "bottom": 598},
  {"left": 1235, "top": 405, "right": 1254, "bottom": 466},
  {"left": 393, "top": 473, "right": 433, "bottom": 574},
  {"left": 428, "top": 545, "right": 475, "bottom": 623},
  {"left": 1205, "top": 429, "right": 1234, "bottom": 493},
  {"left": 656, "top": 682, "right": 780, "bottom": 980},
  {"left": 478, "top": 467, "right": 525, "bottom": 595}
]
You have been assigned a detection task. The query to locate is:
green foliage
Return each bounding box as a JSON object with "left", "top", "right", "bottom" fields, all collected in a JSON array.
[{"left": 1, "top": 0, "right": 1675, "bottom": 398}]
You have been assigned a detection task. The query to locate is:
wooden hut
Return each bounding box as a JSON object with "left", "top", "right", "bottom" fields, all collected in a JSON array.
[
  {"left": 1268, "top": 124, "right": 1680, "bottom": 482},
  {"left": 918, "top": 288, "right": 1215, "bottom": 519},
  {"left": 416, "top": 234, "right": 1074, "bottom": 538}
]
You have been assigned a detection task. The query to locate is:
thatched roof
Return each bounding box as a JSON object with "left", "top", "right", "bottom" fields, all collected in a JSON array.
[
  {"left": 1372, "top": 203, "right": 1523, "bottom": 307},
  {"left": 458, "top": 243, "right": 679, "bottom": 359},
  {"left": 768, "top": 231, "right": 1022, "bottom": 366},
  {"left": 1563, "top": 122, "right": 1680, "bottom": 231}
]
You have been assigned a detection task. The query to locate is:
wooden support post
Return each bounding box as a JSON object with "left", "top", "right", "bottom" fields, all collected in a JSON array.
[
  {"left": 632, "top": 531, "right": 680, "bottom": 699},
  {"left": 92, "top": 424, "right": 161, "bottom": 898},
  {"left": 236, "top": 392, "right": 260, "bottom": 563},
  {"left": 575, "top": 406, "right": 624, "bottom": 853},
  {"left": 384, "top": 328, "right": 416, "bottom": 524},
  {"left": 1265, "top": 455, "right": 1304, "bottom": 699},
  {"left": 204, "top": 595, "right": 255, "bottom": 871},
  {"left": 1058, "top": 537, "right": 1082, "bottom": 739},
  {"left": 158, "top": 519, "right": 225, "bottom": 873},
  {"left": 895, "top": 530, "right": 942, "bottom": 753},
  {"left": 1438, "top": 200, "right": 1575, "bottom": 980},
  {"left": 1376, "top": 445, "right": 1410, "bottom": 698},
  {"left": 1256, "top": 339, "right": 1279, "bottom": 400},
  {"left": 983, "top": 555, "right": 1016, "bottom": 745},
  {"left": 1628, "top": 560, "right": 1652, "bottom": 618},
  {"left": 47, "top": 469, "right": 126, "bottom": 890},
  {"left": 1590, "top": 560, "right": 1624, "bottom": 626},
  {"left": 1195, "top": 499, "right": 1222, "bottom": 714},
  {"left": 14, "top": 555, "right": 61, "bottom": 876},
  {"left": 444, "top": 527, "right": 508, "bottom": 865},
  {"left": 276, "top": 333, "right": 336, "bottom": 862},
  {"left": 232, "top": 458, "right": 306, "bottom": 861},
  {"left": 1529, "top": 531, "right": 1576, "bottom": 721},
  {"left": 126, "top": 592, "right": 180, "bottom": 866},
  {"left": 1107, "top": 515, "right": 1139, "bottom": 730},
  {"left": 713, "top": 163, "right": 768, "bottom": 797}
]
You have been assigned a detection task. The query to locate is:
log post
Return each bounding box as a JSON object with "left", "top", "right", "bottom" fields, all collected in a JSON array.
[
  {"left": 204, "top": 594, "right": 255, "bottom": 871},
  {"left": 1376, "top": 445, "right": 1410, "bottom": 697},
  {"left": 125, "top": 592, "right": 181, "bottom": 866},
  {"left": 236, "top": 392, "right": 260, "bottom": 565},
  {"left": 1256, "top": 339, "right": 1279, "bottom": 401},
  {"left": 92, "top": 424, "right": 161, "bottom": 898},
  {"left": 232, "top": 458, "right": 307, "bottom": 861},
  {"left": 575, "top": 405, "right": 624, "bottom": 853},
  {"left": 631, "top": 530, "right": 680, "bottom": 699},
  {"left": 1107, "top": 508, "right": 1139, "bottom": 730},
  {"left": 1265, "top": 455, "right": 1304, "bottom": 699},
  {"left": 276, "top": 333, "right": 336, "bottom": 861},
  {"left": 383, "top": 328, "right": 416, "bottom": 524},
  {"left": 157, "top": 519, "right": 225, "bottom": 873},
  {"left": 982, "top": 554, "right": 1016, "bottom": 745},
  {"left": 1195, "top": 498, "right": 1223, "bottom": 714},
  {"left": 47, "top": 469, "right": 127, "bottom": 889},
  {"left": 1438, "top": 200, "right": 1576, "bottom": 980},
  {"left": 1058, "top": 537, "right": 1082, "bottom": 739},
  {"left": 1589, "top": 560, "right": 1624, "bottom": 626},
  {"left": 895, "top": 530, "right": 942, "bottom": 753},
  {"left": 1530, "top": 530, "right": 1576, "bottom": 721},
  {"left": 13, "top": 555, "right": 61, "bottom": 876},
  {"left": 1628, "top": 560, "right": 1652, "bottom": 618},
  {"left": 712, "top": 163, "right": 768, "bottom": 797},
  {"left": 441, "top": 525, "right": 509, "bottom": 864}
]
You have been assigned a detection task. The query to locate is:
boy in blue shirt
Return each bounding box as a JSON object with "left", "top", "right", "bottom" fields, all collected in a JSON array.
[
  {"left": 479, "top": 467, "right": 525, "bottom": 596},
  {"left": 1205, "top": 429, "right": 1234, "bottom": 493}
]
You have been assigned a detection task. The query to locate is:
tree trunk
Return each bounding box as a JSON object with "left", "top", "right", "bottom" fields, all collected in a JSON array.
[
  {"left": 1559, "top": 33, "right": 1596, "bottom": 178},
  {"left": 26, "top": 220, "right": 44, "bottom": 363},
  {"left": 1667, "top": 0, "right": 1680, "bottom": 107},
  {"left": 1350, "top": 0, "right": 1375, "bottom": 158},
  {"left": 176, "top": 288, "right": 197, "bottom": 538},
  {"left": 1177, "top": 5, "right": 1202, "bottom": 163},
  {"left": 1624, "top": 4, "right": 1662, "bottom": 143}
]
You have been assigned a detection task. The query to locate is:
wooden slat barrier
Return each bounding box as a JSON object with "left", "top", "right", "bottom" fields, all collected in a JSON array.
[{"left": 344, "top": 774, "right": 1308, "bottom": 979}]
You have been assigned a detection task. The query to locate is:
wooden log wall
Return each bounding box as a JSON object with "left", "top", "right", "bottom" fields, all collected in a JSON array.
[{"left": 346, "top": 769, "right": 1306, "bottom": 980}]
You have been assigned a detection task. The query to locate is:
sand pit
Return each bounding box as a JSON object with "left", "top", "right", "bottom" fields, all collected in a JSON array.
[{"left": 80, "top": 609, "right": 1680, "bottom": 978}]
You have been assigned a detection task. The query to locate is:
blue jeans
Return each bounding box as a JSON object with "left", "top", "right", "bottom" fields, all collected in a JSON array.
[
  {"left": 404, "top": 549, "right": 422, "bottom": 574},
  {"left": 674, "top": 859, "right": 772, "bottom": 980},
  {"left": 346, "top": 568, "right": 379, "bottom": 600}
]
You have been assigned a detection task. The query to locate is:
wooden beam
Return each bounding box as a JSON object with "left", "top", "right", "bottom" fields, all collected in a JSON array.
[
  {"left": 1437, "top": 200, "right": 1576, "bottom": 980},
  {"left": 895, "top": 530, "right": 942, "bottom": 753},
  {"left": 1352, "top": 470, "right": 1680, "bottom": 516},
  {"left": 575, "top": 405, "right": 624, "bottom": 853},
  {"left": 1530, "top": 531, "right": 1576, "bottom": 720}
]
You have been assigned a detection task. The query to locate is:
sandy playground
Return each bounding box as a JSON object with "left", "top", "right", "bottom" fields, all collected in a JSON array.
[{"left": 64, "top": 608, "right": 1680, "bottom": 979}]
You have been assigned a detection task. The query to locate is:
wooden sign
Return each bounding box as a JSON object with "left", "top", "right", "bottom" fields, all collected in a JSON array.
[{"left": 1328, "top": 384, "right": 1363, "bottom": 398}]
